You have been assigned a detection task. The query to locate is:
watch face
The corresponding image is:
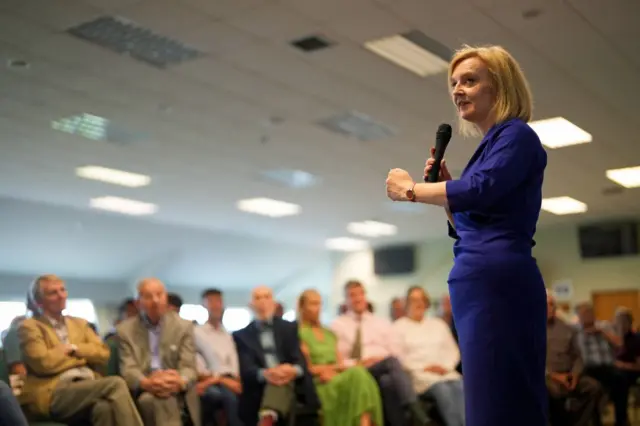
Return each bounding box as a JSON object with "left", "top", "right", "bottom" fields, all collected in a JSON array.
[{"left": 406, "top": 189, "right": 415, "bottom": 200}]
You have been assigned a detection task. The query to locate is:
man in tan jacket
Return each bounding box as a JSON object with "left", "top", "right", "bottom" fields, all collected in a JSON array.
[
  {"left": 18, "top": 274, "right": 143, "bottom": 426},
  {"left": 117, "top": 278, "right": 200, "bottom": 426}
]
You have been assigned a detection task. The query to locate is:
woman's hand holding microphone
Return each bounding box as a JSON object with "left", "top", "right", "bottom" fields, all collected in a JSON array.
[{"left": 386, "top": 147, "right": 451, "bottom": 202}]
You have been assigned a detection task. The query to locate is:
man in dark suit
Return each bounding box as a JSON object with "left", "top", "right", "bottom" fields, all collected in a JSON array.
[{"left": 233, "top": 286, "right": 319, "bottom": 426}]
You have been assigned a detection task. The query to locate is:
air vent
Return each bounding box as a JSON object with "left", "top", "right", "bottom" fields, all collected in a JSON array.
[
  {"left": 318, "top": 111, "right": 396, "bottom": 141},
  {"left": 602, "top": 186, "right": 625, "bottom": 196},
  {"left": 51, "top": 113, "right": 147, "bottom": 146},
  {"left": 260, "top": 169, "right": 321, "bottom": 189},
  {"left": 291, "top": 35, "right": 332, "bottom": 53},
  {"left": 67, "top": 16, "right": 203, "bottom": 69}
]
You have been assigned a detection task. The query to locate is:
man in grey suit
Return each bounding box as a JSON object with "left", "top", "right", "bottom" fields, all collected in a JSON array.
[{"left": 117, "top": 278, "right": 200, "bottom": 426}]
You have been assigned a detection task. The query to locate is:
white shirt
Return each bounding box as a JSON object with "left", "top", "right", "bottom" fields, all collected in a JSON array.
[
  {"left": 330, "top": 311, "right": 400, "bottom": 366},
  {"left": 393, "top": 316, "right": 461, "bottom": 393},
  {"left": 194, "top": 322, "right": 239, "bottom": 376}
]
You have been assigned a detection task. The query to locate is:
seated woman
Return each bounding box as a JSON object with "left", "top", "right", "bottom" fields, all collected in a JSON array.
[
  {"left": 298, "top": 289, "right": 383, "bottom": 426},
  {"left": 392, "top": 286, "right": 465, "bottom": 426}
]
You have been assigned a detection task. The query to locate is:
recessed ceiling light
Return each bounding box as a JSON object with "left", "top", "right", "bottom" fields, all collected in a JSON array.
[
  {"left": 347, "top": 220, "right": 397, "bottom": 238},
  {"left": 364, "top": 30, "right": 450, "bottom": 77},
  {"left": 76, "top": 166, "right": 150, "bottom": 188},
  {"left": 90, "top": 196, "right": 157, "bottom": 215},
  {"left": 325, "top": 237, "right": 369, "bottom": 251},
  {"left": 606, "top": 166, "right": 640, "bottom": 188},
  {"left": 51, "top": 113, "right": 146, "bottom": 145},
  {"left": 236, "top": 198, "right": 301, "bottom": 218},
  {"left": 541, "top": 196, "right": 587, "bottom": 215},
  {"left": 528, "top": 117, "right": 592, "bottom": 149}
]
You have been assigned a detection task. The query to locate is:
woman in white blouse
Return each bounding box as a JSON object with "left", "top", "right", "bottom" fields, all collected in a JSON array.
[{"left": 392, "top": 286, "right": 465, "bottom": 426}]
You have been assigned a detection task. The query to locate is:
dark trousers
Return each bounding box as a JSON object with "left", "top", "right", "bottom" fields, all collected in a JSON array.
[
  {"left": 368, "top": 356, "right": 416, "bottom": 426},
  {"left": 201, "top": 384, "right": 242, "bottom": 426},
  {"left": 547, "top": 375, "right": 602, "bottom": 426},
  {"left": 583, "top": 365, "right": 629, "bottom": 426}
]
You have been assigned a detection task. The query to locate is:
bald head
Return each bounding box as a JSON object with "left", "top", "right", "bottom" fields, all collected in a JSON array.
[
  {"left": 137, "top": 277, "right": 167, "bottom": 323},
  {"left": 251, "top": 285, "right": 275, "bottom": 320}
]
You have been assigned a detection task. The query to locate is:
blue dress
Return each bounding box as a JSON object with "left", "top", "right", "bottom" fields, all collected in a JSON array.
[{"left": 444, "top": 118, "right": 548, "bottom": 426}]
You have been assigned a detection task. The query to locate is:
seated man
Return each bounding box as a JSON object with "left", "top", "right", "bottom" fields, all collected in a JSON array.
[
  {"left": 117, "top": 278, "right": 200, "bottom": 426},
  {"left": 18, "top": 274, "right": 142, "bottom": 426},
  {"left": 331, "top": 280, "right": 430, "bottom": 426},
  {"left": 546, "top": 294, "right": 601, "bottom": 426},
  {"left": 233, "top": 285, "right": 319, "bottom": 426},
  {"left": 575, "top": 302, "right": 628, "bottom": 426},
  {"left": 195, "top": 288, "right": 242, "bottom": 426},
  {"left": 2, "top": 315, "right": 28, "bottom": 377}
]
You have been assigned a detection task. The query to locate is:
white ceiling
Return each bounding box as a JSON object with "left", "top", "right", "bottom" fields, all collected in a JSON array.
[{"left": 0, "top": 0, "right": 639, "bottom": 288}]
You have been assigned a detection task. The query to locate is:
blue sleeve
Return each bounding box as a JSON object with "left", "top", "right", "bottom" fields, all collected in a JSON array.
[{"left": 445, "top": 122, "right": 544, "bottom": 213}]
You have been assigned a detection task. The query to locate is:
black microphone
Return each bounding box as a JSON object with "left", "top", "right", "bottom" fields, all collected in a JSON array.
[{"left": 425, "top": 123, "right": 453, "bottom": 183}]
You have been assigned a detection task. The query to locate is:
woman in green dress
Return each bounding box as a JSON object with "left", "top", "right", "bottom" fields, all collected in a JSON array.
[{"left": 298, "top": 289, "right": 383, "bottom": 426}]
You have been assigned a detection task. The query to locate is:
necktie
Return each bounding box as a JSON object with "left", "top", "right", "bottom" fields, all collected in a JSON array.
[{"left": 350, "top": 320, "right": 362, "bottom": 360}]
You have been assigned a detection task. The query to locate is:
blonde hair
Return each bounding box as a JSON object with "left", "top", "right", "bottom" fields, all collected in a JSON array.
[{"left": 448, "top": 45, "right": 533, "bottom": 137}]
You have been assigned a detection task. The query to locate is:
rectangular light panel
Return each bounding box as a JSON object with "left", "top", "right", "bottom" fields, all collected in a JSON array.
[
  {"left": 237, "top": 198, "right": 301, "bottom": 218},
  {"left": 364, "top": 32, "right": 449, "bottom": 77},
  {"left": 541, "top": 196, "right": 587, "bottom": 215},
  {"left": 76, "top": 166, "right": 150, "bottom": 188},
  {"left": 325, "top": 237, "right": 368, "bottom": 251},
  {"left": 347, "top": 220, "right": 397, "bottom": 238},
  {"left": 90, "top": 196, "right": 157, "bottom": 215},
  {"left": 606, "top": 166, "right": 640, "bottom": 188},
  {"left": 529, "top": 117, "right": 592, "bottom": 149}
]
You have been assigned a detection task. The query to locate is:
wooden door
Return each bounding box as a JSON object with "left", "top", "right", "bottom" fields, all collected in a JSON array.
[{"left": 591, "top": 290, "right": 640, "bottom": 326}]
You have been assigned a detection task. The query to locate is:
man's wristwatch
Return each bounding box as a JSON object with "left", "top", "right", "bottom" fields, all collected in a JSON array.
[{"left": 406, "top": 183, "right": 417, "bottom": 202}]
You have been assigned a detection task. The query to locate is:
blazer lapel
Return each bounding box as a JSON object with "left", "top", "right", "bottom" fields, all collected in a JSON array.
[
  {"left": 272, "top": 319, "right": 286, "bottom": 361},
  {"left": 247, "top": 321, "right": 267, "bottom": 366},
  {"left": 159, "top": 314, "right": 175, "bottom": 368}
]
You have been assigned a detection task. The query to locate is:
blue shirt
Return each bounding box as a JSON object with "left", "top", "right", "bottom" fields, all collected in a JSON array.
[
  {"left": 445, "top": 118, "right": 546, "bottom": 275},
  {"left": 141, "top": 315, "right": 162, "bottom": 371}
]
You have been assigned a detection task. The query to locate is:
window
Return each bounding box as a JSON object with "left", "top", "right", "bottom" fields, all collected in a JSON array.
[
  {"left": 0, "top": 302, "right": 27, "bottom": 335},
  {"left": 222, "top": 308, "right": 252, "bottom": 332},
  {"left": 282, "top": 310, "right": 296, "bottom": 322},
  {"left": 179, "top": 304, "right": 208, "bottom": 324},
  {"left": 64, "top": 299, "right": 98, "bottom": 324}
]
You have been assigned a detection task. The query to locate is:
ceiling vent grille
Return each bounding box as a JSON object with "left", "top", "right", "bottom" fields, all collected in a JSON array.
[
  {"left": 318, "top": 111, "right": 396, "bottom": 142},
  {"left": 67, "top": 16, "right": 203, "bottom": 69}
]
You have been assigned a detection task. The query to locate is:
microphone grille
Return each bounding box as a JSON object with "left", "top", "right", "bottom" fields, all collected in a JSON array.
[{"left": 437, "top": 123, "right": 452, "bottom": 135}]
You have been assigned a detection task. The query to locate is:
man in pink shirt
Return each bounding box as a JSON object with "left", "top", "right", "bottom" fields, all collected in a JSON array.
[{"left": 331, "top": 280, "right": 429, "bottom": 426}]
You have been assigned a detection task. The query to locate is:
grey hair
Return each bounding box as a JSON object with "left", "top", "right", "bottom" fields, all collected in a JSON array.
[{"left": 27, "top": 274, "right": 60, "bottom": 315}]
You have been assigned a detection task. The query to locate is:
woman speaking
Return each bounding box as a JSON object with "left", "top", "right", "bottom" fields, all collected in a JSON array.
[{"left": 386, "top": 45, "right": 548, "bottom": 426}]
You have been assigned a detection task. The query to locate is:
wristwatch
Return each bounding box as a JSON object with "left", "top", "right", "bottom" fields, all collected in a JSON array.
[{"left": 406, "top": 183, "right": 417, "bottom": 202}]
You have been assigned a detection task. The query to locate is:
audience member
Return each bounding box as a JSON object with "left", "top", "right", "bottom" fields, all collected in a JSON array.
[
  {"left": 274, "top": 302, "right": 284, "bottom": 318},
  {"left": 612, "top": 308, "right": 640, "bottom": 396},
  {"left": 233, "top": 285, "right": 319, "bottom": 426},
  {"left": 331, "top": 280, "right": 430, "bottom": 426},
  {"left": 104, "top": 298, "right": 138, "bottom": 342},
  {"left": 167, "top": 292, "right": 184, "bottom": 313},
  {"left": 2, "top": 315, "right": 27, "bottom": 376},
  {"left": 575, "top": 302, "right": 628, "bottom": 426},
  {"left": 393, "top": 287, "right": 464, "bottom": 426},
  {"left": 117, "top": 278, "right": 200, "bottom": 426},
  {"left": 389, "top": 297, "right": 405, "bottom": 321},
  {"left": 195, "top": 288, "right": 242, "bottom": 426},
  {"left": 0, "top": 380, "right": 29, "bottom": 426},
  {"left": 439, "top": 295, "right": 458, "bottom": 343},
  {"left": 18, "top": 274, "right": 142, "bottom": 426},
  {"left": 545, "top": 294, "right": 601, "bottom": 426},
  {"left": 298, "top": 289, "right": 383, "bottom": 426}
]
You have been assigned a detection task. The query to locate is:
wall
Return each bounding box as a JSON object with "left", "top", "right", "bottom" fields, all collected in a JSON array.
[{"left": 329, "top": 222, "right": 640, "bottom": 315}]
